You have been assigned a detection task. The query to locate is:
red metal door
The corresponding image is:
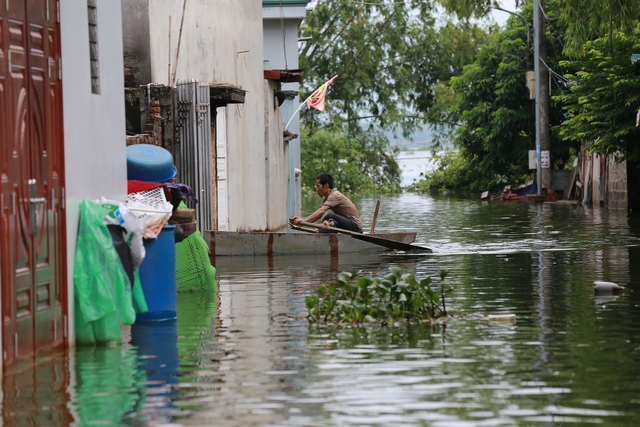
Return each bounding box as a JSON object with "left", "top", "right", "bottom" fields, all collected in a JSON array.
[{"left": 1, "top": 0, "right": 66, "bottom": 367}]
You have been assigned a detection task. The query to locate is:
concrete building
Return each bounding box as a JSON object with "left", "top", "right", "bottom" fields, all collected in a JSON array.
[
  {"left": 263, "top": 0, "right": 312, "bottom": 219},
  {"left": 123, "top": 0, "right": 296, "bottom": 231}
]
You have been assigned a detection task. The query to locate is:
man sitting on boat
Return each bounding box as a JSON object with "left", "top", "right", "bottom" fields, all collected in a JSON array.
[{"left": 290, "top": 173, "right": 363, "bottom": 233}]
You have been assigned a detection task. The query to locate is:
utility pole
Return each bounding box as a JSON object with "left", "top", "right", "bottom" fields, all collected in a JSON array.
[
  {"left": 533, "top": 0, "right": 551, "bottom": 196},
  {"left": 534, "top": 0, "right": 542, "bottom": 196},
  {"left": 539, "top": 0, "right": 551, "bottom": 193}
]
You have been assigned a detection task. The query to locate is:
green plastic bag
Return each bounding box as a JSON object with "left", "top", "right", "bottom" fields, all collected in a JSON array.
[
  {"left": 132, "top": 269, "right": 148, "bottom": 314},
  {"left": 74, "top": 200, "right": 139, "bottom": 345}
]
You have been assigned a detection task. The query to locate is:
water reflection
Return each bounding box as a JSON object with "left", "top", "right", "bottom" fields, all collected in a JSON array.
[
  {"left": 2, "top": 352, "right": 72, "bottom": 426},
  {"left": 72, "top": 345, "right": 147, "bottom": 426},
  {"left": 5, "top": 193, "right": 640, "bottom": 426},
  {"left": 352, "top": 193, "right": 640, "bottom": 255},
  {"left": 131, "top": 319, "right": 179, "bottom": 424}
]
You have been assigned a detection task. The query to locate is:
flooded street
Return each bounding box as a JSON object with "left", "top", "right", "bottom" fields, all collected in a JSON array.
[{"left": 5, "top": 192, "right": 640, "bottom": 426}]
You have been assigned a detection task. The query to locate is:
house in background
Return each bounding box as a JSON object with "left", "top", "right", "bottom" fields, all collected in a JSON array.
[
  {"left": 263, "top": 0, "right": 312, "bottom": 220},
  {"left": 122, "top": 0, "right": 294, "bottom": 232},
  {"left": 0, "top": 0, "right": 128, "bottom": 371}
]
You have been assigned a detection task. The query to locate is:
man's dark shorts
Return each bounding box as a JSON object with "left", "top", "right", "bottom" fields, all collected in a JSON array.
[{"left": 323, "top": 213, "right": 362, "bottom": 233}]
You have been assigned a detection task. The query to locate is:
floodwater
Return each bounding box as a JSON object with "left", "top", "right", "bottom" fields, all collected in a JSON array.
[
  {"left": 397, "top": 150, "right": 439, "bottom": 187},
  {"left": 5, "top": 192, "right": 640, "bottom": 426}
]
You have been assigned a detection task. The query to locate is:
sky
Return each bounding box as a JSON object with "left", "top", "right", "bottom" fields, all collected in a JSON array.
[
  {"left": 491, "top": 0, "right": 520, "bottom": 27},
  {"left": 306, "top": 0, "right": 521, "bottom": 26}
]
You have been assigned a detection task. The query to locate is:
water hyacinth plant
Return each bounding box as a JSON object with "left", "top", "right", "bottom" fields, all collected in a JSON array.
[{"left": 305, "top": 268, "right": 450, "bottom": 325}]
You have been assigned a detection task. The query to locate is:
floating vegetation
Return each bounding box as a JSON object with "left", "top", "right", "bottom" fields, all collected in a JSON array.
[{"left": 305, "top": 268, "right": 450, "bottom": 325}]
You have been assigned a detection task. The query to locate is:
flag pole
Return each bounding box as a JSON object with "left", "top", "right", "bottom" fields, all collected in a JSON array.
[{"left": 285, "top": 97, "right": 310, "bottom": 130}]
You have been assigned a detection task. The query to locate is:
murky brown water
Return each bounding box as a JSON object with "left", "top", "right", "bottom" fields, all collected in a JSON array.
[{"left": 4, "top": 193, "right": 640, "bottom": 426}]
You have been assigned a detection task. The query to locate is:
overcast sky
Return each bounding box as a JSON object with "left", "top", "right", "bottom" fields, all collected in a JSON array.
[
  {"left": 306, "top": 1, "right": 522, "bottom": 27},
  {"left": 491, "top": 0, "right": 519, "bottom": 26}
]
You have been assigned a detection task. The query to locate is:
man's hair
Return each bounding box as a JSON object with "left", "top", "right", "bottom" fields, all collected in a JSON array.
[{"left": 316, "top": 173, "right": 334, "bottom": 189}]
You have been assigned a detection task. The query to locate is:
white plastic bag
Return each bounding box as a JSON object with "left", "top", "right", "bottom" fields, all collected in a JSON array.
[{"left": 95, "top": 197, "right": 146, "bottom": 271}]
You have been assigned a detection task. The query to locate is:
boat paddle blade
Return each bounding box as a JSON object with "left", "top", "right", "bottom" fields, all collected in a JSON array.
[{"left": 350, "top": 233, "right": 432, "bottom": 253}]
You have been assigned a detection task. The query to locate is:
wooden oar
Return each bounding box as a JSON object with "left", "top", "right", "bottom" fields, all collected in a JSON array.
[
  {"left": 295, "top": 221, "right": 432, "bottom": 253},
  {"left": 370, "top": 199, "right": 381, "bottom": 233}
]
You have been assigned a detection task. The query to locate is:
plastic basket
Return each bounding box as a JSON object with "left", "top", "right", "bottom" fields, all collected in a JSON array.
[
  {"left": 127, "top": 187, "right": 173, "bottom": 213},
  {"left": 127, "top": 187, "right": 173, "bottom": 238}
]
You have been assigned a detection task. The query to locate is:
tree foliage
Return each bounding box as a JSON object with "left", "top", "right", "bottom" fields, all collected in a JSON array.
[
  {"left": 555, "top": 28, "right": 640, "bottom": 161},
  {"left": 299, "top": 0, "right": 640, "bottom": 195},
  {"left": 299, "top": 127, "right": 401, "bottom": 194},
  {"left": 300, "top": 1, "right": 490, "bottom": 130},
  {"left": 442, "top": 4, "right": 572, "bottom": 191},
  {"left": 450, "top": 32, "right": 532, "bottom": 178},
  {"left": 406, "top": 149, "right": 519, "bottom": 194},
  {"left": 412, "top": 1, "right": 577, "bottom": 193},
  {"left": 298, "top": 0, "right": 490, "bottom": 192},
  {"left": 556, "top": 0, "right": 640, "bottom": 56}
]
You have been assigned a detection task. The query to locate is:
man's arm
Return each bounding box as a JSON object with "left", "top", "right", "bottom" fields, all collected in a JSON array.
[{"left": 291, "top": 205, "right": 330, "bottom": 225}]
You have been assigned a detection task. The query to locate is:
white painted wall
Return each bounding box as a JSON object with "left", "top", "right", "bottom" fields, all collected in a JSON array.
[
  {"left": 264, "top": 80, "right": 288, "bottom": 230},
  {"left": 147, "top": 0, "right": 267, "bottom": 231},
  {"left": 61, "top": 0, "right": 128, "bottom": 344}
]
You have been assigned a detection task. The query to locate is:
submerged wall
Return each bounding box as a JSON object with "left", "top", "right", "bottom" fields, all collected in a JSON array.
[{"left": 606, "top": 154, "right": 628, "bottom": 210}]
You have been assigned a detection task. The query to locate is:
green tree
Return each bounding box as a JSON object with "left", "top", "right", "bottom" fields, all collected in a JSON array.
[
  {"left": 298, "top": 0, "right": 490, "bottom": 192},
  {"left": 555, "top": 28, "right": 640, "bottom": 161},
  {"left": 299, "top": 127, "right": 401, "bottom": 194},
  {"left": 418, "top": 3, "right": 575, "bottom": 193},
  {"left": 556, "top": 0, "right": 640, "bottom": 56}
]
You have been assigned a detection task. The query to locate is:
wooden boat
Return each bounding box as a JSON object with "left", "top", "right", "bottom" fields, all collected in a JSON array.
[{"left": 204, "top": 229, "right": 419, "bottom": 256}]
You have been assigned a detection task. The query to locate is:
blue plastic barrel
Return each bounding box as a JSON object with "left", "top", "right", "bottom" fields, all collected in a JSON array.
[{"left": 136, "top": 225, "right": 176, "bottom": 321}]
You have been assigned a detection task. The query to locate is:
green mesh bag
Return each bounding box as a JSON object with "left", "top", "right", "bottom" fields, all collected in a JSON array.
[{"left": 175, "top": 221, "right": 216, "bottom": 293}]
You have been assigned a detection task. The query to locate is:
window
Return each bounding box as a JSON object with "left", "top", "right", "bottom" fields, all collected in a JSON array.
[{"left": 88, "top": 0, "right": 100, "bottom": 94}]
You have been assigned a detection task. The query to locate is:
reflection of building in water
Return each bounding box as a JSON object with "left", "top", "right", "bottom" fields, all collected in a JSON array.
[
  {"left": 584, "top": 200, "right": 630, "bottom": 295},
  {"left": 189, "top": 253, "right": 408, "bottom": 425},
  {"left": 591, "top": 248, "right": 629, "bottom": 308},
  {"left": 197, "top": 256, "right": 308, "bottom": 426}
]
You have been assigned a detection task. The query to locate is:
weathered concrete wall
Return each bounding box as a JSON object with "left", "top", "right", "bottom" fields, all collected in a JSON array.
[
  {"left": 121, "top": 0, "right": 152, "bottom": 85},
  {"left": 263, "top": 10, "right": 303, "bottom": 71},
  {"left": 263, "top": 6, "right": 306, "bottom": 219},
  {"left": 606, "top": 153, "right": 628, "bottom": 210},
  {"left": 61, "top": 0, "right": 127, "bottom": 344},
  {"left": 574, "top": 148, "right": 629, "bottom": 211},
  {"left": 264, "top": 80, "right": 288, "bottom": 230},
  {"left": 146, "top": 0, "right": 267, "bottom": 231}
]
